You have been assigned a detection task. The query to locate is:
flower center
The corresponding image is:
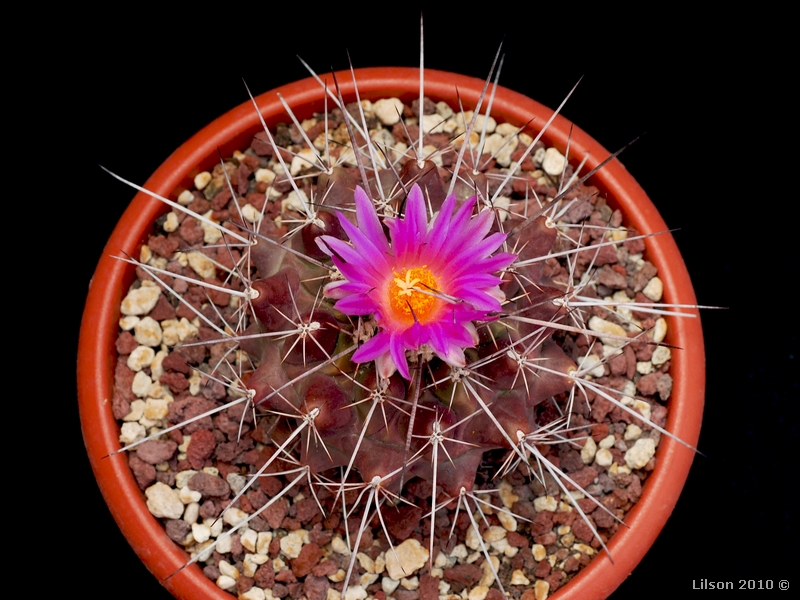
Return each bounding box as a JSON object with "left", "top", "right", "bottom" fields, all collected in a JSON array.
[{"left": 389, "top": 266, "right": 441, "bottom": 323}]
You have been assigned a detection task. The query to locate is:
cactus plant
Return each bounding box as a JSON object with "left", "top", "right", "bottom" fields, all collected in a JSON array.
[{"left": 79, "top": 40, "right": 705, "bottom": 600}]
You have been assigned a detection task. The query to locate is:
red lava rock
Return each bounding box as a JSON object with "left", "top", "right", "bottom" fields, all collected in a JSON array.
[
  {"left": 563, "top": 554, "right": 580, "bottom": 573},
  {"left": 188, "top": 471, "right": 231, "bottom": 497},
  {"left": 546, "top": 570, "right": 565, "bottom": 592},
  {"left": 637, "top": 372, "right": 659, "bottom": 396},
  {"left": 596, "top": 265, "right": 627, "bottom": 289},
  {"left": 160, "top": 371, "right": 189, "bottom": 394},
  {"left": 149, "top": 293, "right": 177, "bottom": 320},
  {"left": 128, "top": 453, "right": 156, "bottom": 489},
  {"left": 565, "top": 466, "right": 598, "bottom": 490},
  {"left": 656, "top": 373, "right": 673, "bottom": 400},
  {"left": 384, "top": 504, "right": 424, "bottom": 541},
  {"left": 520, "top": 589, "right": 538, "bottom": 600},
  {"left": 275, "top": 568, "right": 297, "bottom": 584},
  {"left": 485, "top": 589, "right": 506, "bottom": 600},
  {"left": 114, "top": 357, "right": 136, "bottom": 402},
  {"left": 505, "top": 531, "right": 528, "bottom": 547},
  {"left": 136, "top": 439, "right": 178, "bottom": 464},
  {"left": 115, "top": 331, "right": 138, "bottom": 355},
  {"left": 531, "top": 510, "right": 554, "bottom": 537},
  {"left": 443, "top": 563, "right": 482, "bottom": 589},
  {"left": 282, "top": 517, "right": 301, "bottom": 530},
  {"left": 534, "top": 557, "right": 551, "bottom": 578},
  {"left": 292, "top": 496, "right": 323, "bottom": 524},
  {"left": 148, "top": 233, "right": 180, "bottom": 258},
  {"left": 168, "top": 396, "right": 217, "bottom": 434},
  {"left": 311, "top": 558, "right": 339, "bottom": 577},
  {"left": 264, "top": 498, "right": 289, "bottom": 529},
  {"left": 111, "top": 389, "right": 131, "bottom": 421},
  {"left": 187, "top": 428, "right": 216, "bottom": 469},
  {"left": 178, "top": 217, "right": 204, "bottom": 245},
  {"left": 627, "top": 474, "right": 643, "bottom": 502},
  {"left": 303, "top": 575, "right": 330, "bottom": 600},
  {"left": 199, "top": 500, "right": 218, "bottom": 519},
  {"left": 291, "top": 542, "right": 323, "bottom": 578},
  {"left": 236, "top": 576, "right": 255, "bottom": 594},
  {"left": 419, "top": 574, "right": 439, "bottom": 600},
  {"left": 254, "top": 563, "right": 275, "bottom": 588}
]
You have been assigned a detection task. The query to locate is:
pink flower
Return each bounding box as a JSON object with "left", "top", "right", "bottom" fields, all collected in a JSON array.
[{"left": 319, "top": 184, "right": 516, "bottom": 379}]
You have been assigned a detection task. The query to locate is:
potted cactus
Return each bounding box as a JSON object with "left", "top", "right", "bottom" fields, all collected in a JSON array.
[{"left": 78, "top": 58, "right": 703, "bottom": 600}]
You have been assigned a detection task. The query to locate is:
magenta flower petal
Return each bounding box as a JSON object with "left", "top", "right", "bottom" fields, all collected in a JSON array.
[{"left": 322, "top": 183, "right": 516, "bottom": 380}]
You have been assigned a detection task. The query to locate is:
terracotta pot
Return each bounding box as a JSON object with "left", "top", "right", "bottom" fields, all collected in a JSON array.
[{"left": 77, "top": 67, "right": 704, "bottom": 599}]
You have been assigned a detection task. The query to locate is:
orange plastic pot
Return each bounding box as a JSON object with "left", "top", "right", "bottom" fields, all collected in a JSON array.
[{"left": 77, "top": 67, "right": 704, "bottom": 599}]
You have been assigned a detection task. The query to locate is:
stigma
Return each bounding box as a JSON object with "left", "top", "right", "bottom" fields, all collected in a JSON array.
[{"left": 389, "top": 267, "right": 440, "bottom": 323}]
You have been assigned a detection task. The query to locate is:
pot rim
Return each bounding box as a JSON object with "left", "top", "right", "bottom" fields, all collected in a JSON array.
[{"left": 78, "top": 66, "right": 704, "bottom": 599}]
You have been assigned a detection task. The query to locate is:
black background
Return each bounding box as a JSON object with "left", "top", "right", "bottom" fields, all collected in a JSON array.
[{"left": 64, "top": 7, "right": 794, "bottom": 598}]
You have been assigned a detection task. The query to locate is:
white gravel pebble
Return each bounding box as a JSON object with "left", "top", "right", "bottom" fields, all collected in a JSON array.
[
  {"left": 581, "top": 436, "right": 597, "bottom": 463},
  {"left": 194, "top": 171, "right": 212, "bottom": 190},
  {"left": 534, "top": 579, "right": 550, "bottom": 600},
  {"left": 218, "top": 560, "right": 239, "bottom": 579},
  {"left": 598, "top": 434, "right": 616, "bottom": 449},
  {"left": 382, "top": 576, "right": 400, "bottom": 595},
  {"left": 652, "top": 317, "right": 668, "bottom": 343},
  {"left": 133, "top": 316, "right": 162, "bottom": 347},
  {"left": 119, "top": 421, "right": 146, "bottom": 445},
  {"left": 331, "top": 535, "right": 350, "bottom": 555},
  {"left": 385, "top": 538, "right": 429, "bottom": 581},
  {"left": 222, "top": 507, "right": 248, "bottom": 528},
  {"left": 121, "top": 283, "right": 161, "bottom": 316},
  {"left": 532, "top": 544, "right": 547, "bottom": 561},
  {"left": 595, "top": 448, "right": 613, "bottom": 467},
  {"left": 240, "top": 587, "right": 266, "bottom": 600},
  {"left": 216, "top": 574, "right": 236, "bottom": 590},
  {"left": 625, "top": 437, "right": 656, "bottom": 469},
  {"left": 482, "top": 525, "right": 507, "bottom": 543},
  {"left": 542, "top": 147, "right": 566, "bottom": 176},
  {"left": 187, "top": 251, "right": 216, "bottom": 279},
  {"left": 534, "top": 495, "right": 558, "bottom": 512},
  {"left": 179, "top": 485, "right": 201, "bottom": 504},
  {"left": 241, "top": 203, "right": 262, "bottom": 223},
  {"left": 145, "top": 482, "right": 184, "bottom": 519},
  {"left": 131, "top": 371, "right": 152, "bottom": 397},
  {"left": 651, "top": 345, "right": 671, "bottom": 366},
  {"left": 192, "top": 522, "right": 211, "bottom": 543},
  {"left": 241, "top": 528, "right": 258, "bottom": 553},
  {"left": 255, "top": 167, "right": 276, "bottom": 184},
  {"left": 588, "top": 316, "right": 628, "bottom": 347},
  {"left": 642, "top": 276, "right": 664, "bottom": 301},
  {"left": 636, "top": 360, "right": 654, "bottom": 375},
  {"left": 226, "top": 472, "right": 247, "bottom": 495},
  {"left": 465, "top": 524, "right": 481, "bottom": 550},
  {"left": 344, "top": 585, "right": 368, "bottom": 600},
  {"left": 183, "top": 502, "right": 199, "bottom": 524},
  {"left": 119, "top": 315, "right": 139, "bottom": 330},
  {"left": 497, "top": 510, "right": 518, "bottom": 532},
  {"left": 280, "top": 529, "right": 309, "bottom": 559},
  {"left": 216, "top": 532, "right": 233, "bottom": 554},
  {"left": 254, "top": 532, "right": 271, "bottom": 556},
  {"left": 468, "top": 585, "right": 489, "bottom": 600},
  {"left": 624, "top": 424, "right": 643, "bottom": 441},
  {"left": 144, "top": 398, "right": 170, "bottom": 420},
  {"left": 373, "top": 97, "right": 405, "bottom": 125},
  {"left": 510, "top": 570, "right": 530, "bottom": 585}
]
